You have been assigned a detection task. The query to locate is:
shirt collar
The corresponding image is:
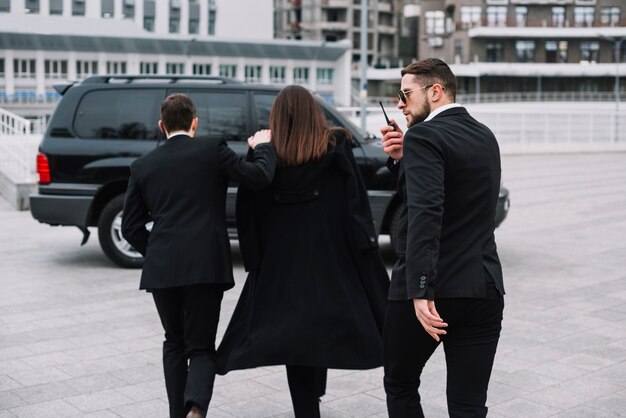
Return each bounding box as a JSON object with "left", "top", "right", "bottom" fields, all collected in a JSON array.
[{"left": 424, "top": 103, "right": 463, "bottom": 122}]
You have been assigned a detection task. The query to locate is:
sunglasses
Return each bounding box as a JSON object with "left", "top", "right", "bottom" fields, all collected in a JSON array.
[{"left": 397, "top": 84, "right": 435, "bottom": 103}]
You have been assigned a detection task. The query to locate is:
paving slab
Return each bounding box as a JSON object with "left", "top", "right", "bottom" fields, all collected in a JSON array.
[{"left": 1, "top": 152, "right": 626, "bottom": 417}]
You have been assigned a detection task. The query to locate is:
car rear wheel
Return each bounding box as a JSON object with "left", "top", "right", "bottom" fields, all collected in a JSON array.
[{"left": 98, "top": 194, "right": 144, "bottom": 269}]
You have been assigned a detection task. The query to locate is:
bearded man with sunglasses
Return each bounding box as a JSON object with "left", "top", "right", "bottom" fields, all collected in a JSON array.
[{"left": 380, "top": 58, "right": 505, "bottom": 418}]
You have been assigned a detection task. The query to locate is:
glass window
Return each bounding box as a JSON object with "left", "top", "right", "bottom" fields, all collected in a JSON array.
[
  {"left": 169, "top": 18, "right": 180, "bottom": 33},
  {"left": 45, "top": 59, "right": 68, "bottom": 79},
  {"left": 486, "top": 6, "right": 507, "bottom": 27},
  {"left": 580, "top": 41, "right": 599, "bottom": 62},
  {"left": 486, "top": 42, "right": 503, "bottom": 63},
  {"left": 76, "top": 60, "right": 99, "bottom": 78},
  {"left": 140, "top": 62, "right": 158, "bottom": 74},
  {"left": 219, "top": 64, "right": 237, "bottom": 78},
  {"left": 101, "top": 0, "right": 113, "bottom": 18},
  {"left": 600, "top": 7, "right": 621, "bottom": 26},
  {"left": 293, "top": 67, "right": 309, "bottom": 84},
  {"left": 574, "top": 7, "right": 594, "bottom": 27},
  {"left": 425, "top": 10, "right": 445, "bottom": 35},
  {"left": 74, "top": 90, "right": 162, "bottom": 140},
  {"left": 144, "top": 16, "right": 154, "bottom": 31},
  {"left": 245, "top": 65, "right": 262, "bottom": 83},
  {"left": 50, "top": 0, "right": 63, "bottom": 15},
  {"left": 552, "top": 7, "right": 565, "bottom": 27},
  {"left": 269, "top": 66, "right": 285, "bottom": 84},
  {"left": 515, "top": 7, "right": 527, "bottom": 27},
  {"left": 25, "top": 0, "right": 39, "bottom": 14},
  {"left": 254, "top": 94, "right": 276, "bottom": 130},
  {"left": 460, "top": 6, "right": 481, "bottom": 29},
  {"left": 0, "top": 58, "right": 4, "bottom": 77},
  {"left": 208, "top": 0, "right": 216, "bottom": 35},
  {"left": 316, "top": 68, "right": 333, "bottom": 85},
  {"left": 13, "top": 59, "right": 36, "bottom": 78},
  {"left": 0, "top": 0, "right": 10, "bottom": 12},
  {"left": 189, "top": 18, "right": 199, "bottom": 34},
  {"left": 123, "top": 0, "right": 134, "bottom": 18},
  {"left": 178, "top": 91, "right": 249, "bottom": 141},
  {"left": 106, "top": 61, "right": 127, "bottom": 74},
  {"left": 166, "top": 63, "right": 184, "bottom": 74},
  {"left": 72, "top": 0, "right": 85, "bottom": 16},
  {"left": 515, "top": 40, "right": 535, "bottom": 63},
  {"left": 545, "top": 40, "right": 568, "bottom": 63},
  {"left": 192, "top": 64, "right": 211, "bottom": 75}
]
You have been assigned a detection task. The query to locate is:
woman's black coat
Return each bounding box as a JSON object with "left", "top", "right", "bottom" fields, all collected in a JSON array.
[{"left": 216, "top": 133, "right": 390, "bottom": 374}]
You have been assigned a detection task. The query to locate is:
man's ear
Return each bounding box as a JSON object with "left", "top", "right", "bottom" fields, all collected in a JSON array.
[
  {"left": 158, "top": 120, "right": 167, "bottom": 135},
  {"left": 190, "top": 117, "right": 199, "bottom": 135},
  {"left": 430, "top": 84, "right": 445, "bottom": 102}
]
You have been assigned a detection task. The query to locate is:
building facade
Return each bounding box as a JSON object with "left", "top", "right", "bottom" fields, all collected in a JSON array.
[
  {"left": 0, "top": 12, "right": 352, "bottom": 125},
  {"left": 0, "top": 0, "right": 273, "bottom": 39},
  {"left": 369, "top": 0, "right": 626, "bottom": 101},
  {"left": 274, "top": 0, "right": 400, "bottom": 66}
]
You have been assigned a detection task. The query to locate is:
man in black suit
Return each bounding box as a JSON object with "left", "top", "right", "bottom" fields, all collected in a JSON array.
[
  {"left": 121, "top": 94, "right": 277, "bottom": 418},
  {"left": 380, "top": 58, "right": 505, "bottom": 417}
]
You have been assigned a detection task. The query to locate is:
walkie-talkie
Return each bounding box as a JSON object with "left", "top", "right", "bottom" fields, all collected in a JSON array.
[{"left": 379, "top": 101, "right": 395, "bottom": 131}]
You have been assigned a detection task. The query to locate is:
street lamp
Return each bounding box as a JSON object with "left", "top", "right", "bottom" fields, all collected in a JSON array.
[{"left": 600, "top": 35, "right": 625, "bottom": 142}]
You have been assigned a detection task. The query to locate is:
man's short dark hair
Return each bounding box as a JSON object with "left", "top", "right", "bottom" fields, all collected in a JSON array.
[
  {"left": 401, "top": 58, "right": 457, "bottom": 101},
  {"left": 160, "top": 94, "right": 196, "bottom": 133}
]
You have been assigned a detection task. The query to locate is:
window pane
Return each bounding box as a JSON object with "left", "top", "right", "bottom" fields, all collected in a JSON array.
[
  {"left": 254, "top": 94, "right": 276, "bottom": 129},
  {"left": 74, "top": 90, "right": 162, "bottom": 140},
  {"left": 177, "top": 92, "right": 248, "bottom": 141}
]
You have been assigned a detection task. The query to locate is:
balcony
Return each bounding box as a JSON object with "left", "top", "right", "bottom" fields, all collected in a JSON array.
[
  {"left": 468, "top": 20, "right": 626, "bottom": 39},
  {"left": 377, "top": 2, "right": 392, "bottom": 13},
  {"left": 320, "top": 0, "right": 350, "bottom": 7},
  {"left": 318, "top": 21, "right": 351, "bottom": 31}
]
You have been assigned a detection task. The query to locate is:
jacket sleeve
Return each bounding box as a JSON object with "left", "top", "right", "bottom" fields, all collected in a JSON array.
[
  {"left": 386, "top": 156, "right": 401, "bottom": 174},
  {"left": 403, "top": 128, "right": 445, "bottom": 300},
  {"left": 218, "top": 139, "right": 277, "bottom": 191},
  {"left": 121, "top": 170, "right": 150, "bottom": 257}
]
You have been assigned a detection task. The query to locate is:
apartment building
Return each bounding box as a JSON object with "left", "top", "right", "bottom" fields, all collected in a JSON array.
[
  {"left": 274, "top": 0, "right": 400, "bottom": 66},
  {"left": 369, "top": 0, "right": 626, "bottom": 101}
]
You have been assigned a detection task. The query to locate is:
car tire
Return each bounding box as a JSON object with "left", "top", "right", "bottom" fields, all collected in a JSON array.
[
  {"left": 98, "top": 194, "right": 144, "bottom": 269},
  {"left": 388, "top": 206, "right": 401, "bottom": 255}
]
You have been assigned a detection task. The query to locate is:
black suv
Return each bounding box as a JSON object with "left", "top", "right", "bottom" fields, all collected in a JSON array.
[{"left": 30, "top": 75, "right": 509, "bottom": 268}]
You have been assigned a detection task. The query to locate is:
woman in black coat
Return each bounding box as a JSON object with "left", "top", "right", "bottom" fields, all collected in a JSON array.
[{"left": 216, "top": 85, "right": 389, "bottom": 418}]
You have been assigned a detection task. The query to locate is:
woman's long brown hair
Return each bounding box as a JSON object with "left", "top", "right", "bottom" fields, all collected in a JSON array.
[{"left": 270, "top": 85, "right": 331, "bottom": 166}]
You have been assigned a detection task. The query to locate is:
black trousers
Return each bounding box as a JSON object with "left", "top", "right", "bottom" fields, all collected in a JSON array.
[
  {"left": 152, "top": 284, "right": 224, "bottom": 418},
  {"left": 285, "top": 366, "right": 327, "bottom": 418},
  {"left": 383, "top": 294, "right": 504, "bottom": 418}
]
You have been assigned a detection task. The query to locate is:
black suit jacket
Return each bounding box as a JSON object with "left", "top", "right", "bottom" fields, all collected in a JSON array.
[
  {"left": 121, "top": 134, "right": 277, "bottom": 290},
  {"left": 388, "top": 107, "right": 504, "bottom": 301}
]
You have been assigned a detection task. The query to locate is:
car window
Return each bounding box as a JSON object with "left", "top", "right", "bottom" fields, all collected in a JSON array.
[
  {"left": 254, "top": 94, "right": 275, "bottom": 130},
  {"left": 74, "top": 89, "right": 162, "bottom": 140},
  {"left": 173, "top": 90, "right": 249, "bottom": 142}
]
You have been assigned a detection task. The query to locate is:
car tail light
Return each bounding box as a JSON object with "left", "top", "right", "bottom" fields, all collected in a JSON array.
[{"left": 37, "top": 153, "right": 51, "bottom": 184}]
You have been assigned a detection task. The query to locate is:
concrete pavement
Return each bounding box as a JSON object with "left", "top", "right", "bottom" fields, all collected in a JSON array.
[{"left": 1, "top": 152, "right": 625, "bottom": 417}]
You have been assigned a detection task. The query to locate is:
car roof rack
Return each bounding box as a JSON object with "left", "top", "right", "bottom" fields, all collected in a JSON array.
[{"left": 81, "top": 75, "right": 243, "bottom": 85}]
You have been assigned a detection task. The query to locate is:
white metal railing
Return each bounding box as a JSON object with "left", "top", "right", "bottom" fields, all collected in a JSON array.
[
  {"left": 0, "top": 108, "right": 31, "bottom": 135},
  {"left": 0, "top": 134, "right": 40, "bottom": 183},
  {"left": 369, "top": 91, "right": 626, "bottom": 107},
  {"left": 339, "top": 104, "right": 626, "bottom": 146}
]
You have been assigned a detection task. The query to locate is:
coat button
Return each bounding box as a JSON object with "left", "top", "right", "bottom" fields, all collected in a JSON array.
[
  {"left": 370, "top": 236, "right": 376, "bottom": 242},
  {"left": 313, "top": 189, "right": 319, "bottom": 196}
]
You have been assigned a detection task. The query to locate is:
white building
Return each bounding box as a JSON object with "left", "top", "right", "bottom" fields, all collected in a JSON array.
[
  {"left": 0, "top": 9, "right": 353, "bottom": 123},
  {"left": 0, "top": 0, "right": 273, "bottom": 39}
]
